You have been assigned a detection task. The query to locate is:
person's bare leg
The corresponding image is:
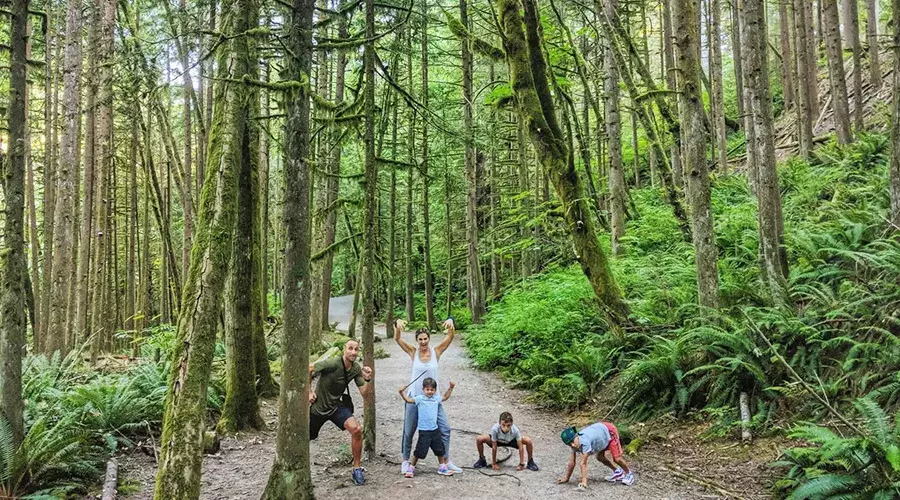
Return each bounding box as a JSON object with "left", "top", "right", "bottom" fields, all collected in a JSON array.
[
  {"left": 613, "top": 456, "right": 631, "bottom": 474},
  {"left": 522, "top": 436, "right": 535, "bottom": 461},
  {"left": 596, "top": 450, "right": 617, "bottom": 471},
  {"left": 476, "top": 435, "right": 490, "bottom": 457},
  {"left": 345, "top": 417, "right": 363, "bottom": 468}
]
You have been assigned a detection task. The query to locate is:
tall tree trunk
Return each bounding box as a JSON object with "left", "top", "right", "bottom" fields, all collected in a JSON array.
[
  {"left": 743, "top": 0, "right": 791, "bottom": 306},
  {"left": 498, "top": 0, "right": 629, "bottom": 325},
  {"left": 664, "top": 0, "right": 684, "bottom": 188},
  {"left": 779, "top": 0, "right": 796, "bottom": 114},
  {"left": 867, "top": 0, "right": 882, "bottom": 90},
  {"left": 262, "top": 0, "right": 315, "bottom": 492},
  {"left": 46, "top": 0, "right": 83, "bottom": 355},
  {"left": 807, "top": 0, "right": 820, "bottom": 118},
  {"left": 843, "top": 0, "right": 864, "bottom": 130},
  {"left": 129, "top": 110, "right": 139, "bottom": 357},
  {"left": 605, "top": 0, "right": 626, "bottom": 256},
  {"left": 822, "top": 0, "right": 853, "bottom": 144},
  {"left": 152, "top": 1, "right": 247, "bottom": 496},
  {"left": 710, "top": 0, "right": 728, "bottom": 173},
  {"left": 405, "top": 22, "right": 416, "bottom": 322},
  {"left": 794, "top": 0, "right": 815, "bottom": 156},
  {"left": 40, "top": 7, "right": 56, "bottom": 349},
  {"left": 182, "top": 0, "right": 194, "bottom": 280},
  {"left": 218, "top": 0, "right": 264, "bottom": 432},
  {"left": 673, "top": 0, "right": 720, "bottom": 309},
  {"left": 361, "top": 0, "right": 378, "bottom": 456},
  {"left": 1, "top": 0, "right": 30, "bottom": 448},
  {"left": 387, "top": 95, "right": 399, "bottom": 336},
  {"left": 421, "top": 0, "right": 437, "bottom": 331},
  {"left": 460, "top": 0, "right": 485, "bottom": 322},
  {"left": 890, "top": 0, "right": 900, "bottom": 228},
  {"left": 89, "top": 0, "right": 116, "bottom": 360},
  {"left": 76, "top": 7, "right": 98, "bottom": 346}
]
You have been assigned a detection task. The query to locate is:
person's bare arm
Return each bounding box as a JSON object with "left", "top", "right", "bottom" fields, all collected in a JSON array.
[
  {"left": 393, "top": 319, "right": 415, "bottom": 357},
  {"left": 557, "top": 451, "right": 576, "bottom": 483},
  {"left": 441, "top": 381, "right": 456, "bottom": 401},
  {"left": 308, "top": 363, "right": 319, "bottom": 403},
  {"left": 578, "top": 454, "right": 590, "bottom": 487},
  {"left": 516, "top": 439, "right": 525, "bottom": 470},
  {"left": 398, "top": 385, "right": 415, "bottom": 404},
  {"left": 491, "top": 441, "right": 499, "bottom": 470},
  {"left": 358, "top": 365, "right": 374, "bottom": 397},
  {"left": 434, "top": 318, "right": 456, "bottom": 358}
]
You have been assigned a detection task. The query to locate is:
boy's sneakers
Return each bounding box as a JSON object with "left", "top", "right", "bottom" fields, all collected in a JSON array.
[
  {"left": 405, "top": 465, "right": 416, "bottom": 478},
  {"left": 351, "top": 467, "right": 366, "bottom": 485},
  {"left": 473, "top": 456, "right": 488, "bottom": 469},
  {"left": 604, "top": 467, "right": 624, "bottom": 482},
  {"left": 621, "top": 471, "right": 636, "bottom": 486},
  {"left": 437, "top": 464, "right": 454, "bottom": 476},
  {"left": 446, "top": 462, "right": 463, "bottom": 473},
  {"left": 400, "top": 460, "right": 410, "bottom": 475},
  {"left": 526, "top": 459, "right": 540, "bottom": 471}
]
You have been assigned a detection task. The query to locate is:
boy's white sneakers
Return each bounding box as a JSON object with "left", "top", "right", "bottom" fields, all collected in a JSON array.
[
  {"left": 400, "top": 460, "right": 410, "bottom": 475},
  {"left": 621, "top": 471, "right": 636, "bottom": 486},
  {"left": 446, "top": 462, "right": 463, "bottom": 473}
]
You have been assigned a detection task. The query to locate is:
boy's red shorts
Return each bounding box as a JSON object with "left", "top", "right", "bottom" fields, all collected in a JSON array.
[{"left": 602, "top": 422, "right": 623, "bottom": 460}]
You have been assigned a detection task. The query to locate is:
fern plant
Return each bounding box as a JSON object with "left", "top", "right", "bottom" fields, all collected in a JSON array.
[{"left": 774, "top": 398, "right": 900, "bottom": 499}]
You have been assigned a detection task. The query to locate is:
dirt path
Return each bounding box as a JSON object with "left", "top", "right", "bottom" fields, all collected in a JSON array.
[{"left": 121, "top": 296, "right": 713, "bottom": 499}]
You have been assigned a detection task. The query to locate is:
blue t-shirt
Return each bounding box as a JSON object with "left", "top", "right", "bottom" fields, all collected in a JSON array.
[
  {"left": 414, "top": 394, "right": 441, "bottom": 431},
  {"left": 578, "top": 422, "right": 611, "bottom": 455}
]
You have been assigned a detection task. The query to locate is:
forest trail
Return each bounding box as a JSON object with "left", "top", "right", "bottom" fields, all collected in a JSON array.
[{"left": 121, "top": 296, "right": 712, "bottom": 499}]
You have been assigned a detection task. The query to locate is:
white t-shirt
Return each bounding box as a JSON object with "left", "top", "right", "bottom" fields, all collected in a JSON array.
[{"left": 490, "top": 423, "right": 522, "bottom": 444}]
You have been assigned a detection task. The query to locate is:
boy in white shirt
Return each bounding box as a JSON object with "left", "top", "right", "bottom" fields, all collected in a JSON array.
[{"left": 473, "top": 412, "right": 539, "bottom": 471}]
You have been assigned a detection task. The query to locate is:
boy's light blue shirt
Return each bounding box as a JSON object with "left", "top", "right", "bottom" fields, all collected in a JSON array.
[
  {"left": 413, "top": 394, "right": 440, "bottom": 431},
  {"left": 578, "top": 422, "right": 611, "bottom": 455}
]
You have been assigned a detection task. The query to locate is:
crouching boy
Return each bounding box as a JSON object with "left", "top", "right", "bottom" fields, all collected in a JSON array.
[
  {"left": 473, "top": 412, "right": 538, "bottom": 471},
  {"left": 557, "top": 422, "right": 635, "bottom": 488}
]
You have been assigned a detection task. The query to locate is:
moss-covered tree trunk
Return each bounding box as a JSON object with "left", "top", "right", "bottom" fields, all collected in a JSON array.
[
  {"left": 867, "top": 0, "right": 882, "bottom": 90},
  {"left": 497, "top": 0, "right": 629, "bottom": 326},
  {"left": 152, "top": 3, "right": 244, "bottom": 497},
  {"left": 421, "top": 0, "right": 437, "bottom": 332},
  {"left": 1, "top": 0, "right": 30, "bottom": 448},
  {"left": 843, "top": 0, "right": 863, "bottom": 130},
  {"left": 793, "top": 0, "right": 815, "bottom": 157},
  {"left": 260, "top": 0, "right": 315, "bottom": 494},
  {"left": 673, "top": 0, "right": 720, "bottom": 310},
  {"left": 603, "top": 0, "right": 626, "bottom": 255},
  {"left": 218, "top": 0, "right": 264, "bottom": 433}
]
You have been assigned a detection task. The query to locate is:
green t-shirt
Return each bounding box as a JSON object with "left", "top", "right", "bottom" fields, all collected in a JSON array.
[{"left": 311, "top": 356, "right": 365, "bottom": 416}]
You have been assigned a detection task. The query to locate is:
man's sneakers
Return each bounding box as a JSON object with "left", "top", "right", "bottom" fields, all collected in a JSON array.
[
  {"left": 446, "top": 462, "right": 463, "bottom": 473},
  {"left": 526, "top": 459, "right": 540, "bottom": 471},
  {"left": 437, "top": 464, "right": 454, "bottom": 476},
  {"left": 473, "top": 456, "right": 488, "bottom": 469},
  {"left": 605, "top": 467, "right": 625, "bottom": 482},
  {"left": 621, "top": 471, "right": 636, "bottom": 486},
  {"left": 405, "top": 465, "right": 416, "bottom": 478},
  {"left": 351, "top": 467, "right": 366, "bottom": 485},
  {"left": 400, "top": 460, "right": 410, "bottom": 475}
]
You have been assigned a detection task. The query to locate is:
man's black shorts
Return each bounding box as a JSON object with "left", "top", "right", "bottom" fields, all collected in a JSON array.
[
  {"left": 310, "top": 405, "right": 353, "bottom": 440},
  {"left": 414, "top": 429, "right": 445, "bottom": 459},
  {"left": 496, "top": 439, "right": 519, "bottom": 449}
]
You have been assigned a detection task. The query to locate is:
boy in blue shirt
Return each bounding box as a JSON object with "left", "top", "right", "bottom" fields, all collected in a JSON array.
[
  {"left": 558, "top": 422, "right": 635, "bottom": 487},
  {"left": 399, "top": 377, "right": 456, "bottom": 477}
]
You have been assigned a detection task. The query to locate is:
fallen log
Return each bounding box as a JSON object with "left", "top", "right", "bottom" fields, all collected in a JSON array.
[{"left": 101, "top": 458, "right": 118, "bottom": 500}]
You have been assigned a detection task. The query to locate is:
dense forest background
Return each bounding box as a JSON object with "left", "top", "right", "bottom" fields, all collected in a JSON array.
[{"left": 1, "top": 0, "right": 900, "bottom": 496}]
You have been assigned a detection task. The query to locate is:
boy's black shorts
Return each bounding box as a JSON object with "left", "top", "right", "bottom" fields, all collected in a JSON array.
[
  {"left": 309, "top": 406, "right": 353, "bottom": 440},
  {"left": 496, "top": 439, "right": 519, "bottom": 449},
  {"left": 414, "top": 429, "right": 445, "bottom": 459}
]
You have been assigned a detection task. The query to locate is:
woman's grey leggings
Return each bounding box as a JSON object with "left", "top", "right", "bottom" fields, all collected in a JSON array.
[{"left": 402, "top": 402, "right": 451, "bottom": 461}]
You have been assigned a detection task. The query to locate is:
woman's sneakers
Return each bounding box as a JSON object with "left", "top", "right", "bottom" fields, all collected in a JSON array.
[
  {"left": 400, "top": 460, "right": 410, "bottom": 475},
  {"left": 604, "top": 467, "right": 625, "bottom": 482},
  {"left": 472, "top": 456, "right": 488, "bottom": 469},
  {"left": 446, "top": 462, "right": 463, "bottom": 473},
  {"left": 437, "top": 464, "right": 455, "bottom": 476},
  {"left": 405, "top": 465, "right": 416, "bottom": 478}
]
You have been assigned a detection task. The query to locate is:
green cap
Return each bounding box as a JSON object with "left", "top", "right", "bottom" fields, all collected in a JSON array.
[{"left": 560, "top": 426, "right": 577, "bottom": 445}]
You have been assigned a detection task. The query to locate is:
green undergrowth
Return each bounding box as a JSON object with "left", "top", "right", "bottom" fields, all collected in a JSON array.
[{"left": 466, "top": 133, "right": 900, "bottom": 497}]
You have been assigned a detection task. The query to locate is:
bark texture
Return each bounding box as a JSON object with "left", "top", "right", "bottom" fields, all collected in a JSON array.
[{"left": 822, "top": 0, "right": 853, "bottom": 144}]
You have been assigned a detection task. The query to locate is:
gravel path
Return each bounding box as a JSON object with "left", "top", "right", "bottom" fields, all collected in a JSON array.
[{"left": 120, "top": 296, "right": 713, "bottom": 499}]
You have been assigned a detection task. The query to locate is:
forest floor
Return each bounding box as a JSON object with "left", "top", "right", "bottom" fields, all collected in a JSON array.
[{"left": 118, "top": 296, "right": 770, "bottom": 499}]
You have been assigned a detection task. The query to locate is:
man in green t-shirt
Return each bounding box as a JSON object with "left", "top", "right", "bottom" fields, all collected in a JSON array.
[{"left": 308, "top": 339, "right": 374, "bottom": 485}]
